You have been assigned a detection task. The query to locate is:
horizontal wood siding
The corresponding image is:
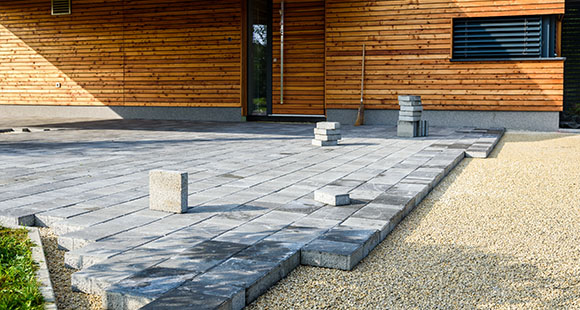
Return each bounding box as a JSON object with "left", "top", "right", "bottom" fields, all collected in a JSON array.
[
  {"left": 0, "top": 0, "right": 241, "bottom": 108},
  {"left": 272, "top": 0, "right": 325, "bottom": 115},
  {"left": 325, "top": 0, "right": 566, "bottom": 112}
]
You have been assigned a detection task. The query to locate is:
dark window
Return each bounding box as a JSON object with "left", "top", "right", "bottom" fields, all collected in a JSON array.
[{"left": 453, "top": 15, "right": 557, "bottom": 60}]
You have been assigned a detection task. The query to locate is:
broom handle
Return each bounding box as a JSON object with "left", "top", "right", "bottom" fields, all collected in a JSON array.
[{"left": 360, "top": 44, "right": 365, "bottom": 104}]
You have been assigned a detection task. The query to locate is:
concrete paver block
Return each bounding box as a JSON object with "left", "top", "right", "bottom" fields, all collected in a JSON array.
[
  {"left": 314, "top": 134, "right": 342, "bottom": 141},
  {"left": 399, "top": 116, "right": 422, "bottom": 122},
  {"left": 398, "top": 95, "right": 421, "bottom": 102},
  {"left": 149, "top": 170, "right": 188, "bottom": 214},
  {"left": 397, "top": 120, "right": 418, "bottom": 137},
  {"left": 301, "top": 239, "right": 363, "bottom": 271},
  {"left": 311, "top": 139, "right": 338, "bottom": 147},
  {"left": 400, "top": 105, "right": 423, "bottom": 112},
  {"left": 316, "top": 122, "right": 341, "bottom": 130},
  {"left": 399, "top": 111, "right": 422, "bottom": 117},
  {"left": 314, "top": 186, "right": 351, "bottom": 206},
  {"left": 313, "top": 128, "right": 341, "bottom": 135},
  {"left": 105, "top": 267, "right": 197, "bottom": 310}
]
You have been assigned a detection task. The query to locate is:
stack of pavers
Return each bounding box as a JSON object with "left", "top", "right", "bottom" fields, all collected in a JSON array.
[
  {"left": 312, "top": 122, "right": 341, "bottom": 146},
  {"left": 397, "top": 95, "right": 428, "bottom": 137}
]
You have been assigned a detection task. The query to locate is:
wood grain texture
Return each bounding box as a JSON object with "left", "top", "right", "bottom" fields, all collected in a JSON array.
[
  {"left": 0, "top": 0, "right": 566, "bottom": 113},
  {"left": 0, "top": 0, "right": 242, "bottom": 108},
  {"left": 324, "top": 0, "right": 565, "bottom": 112},
  {"left": 272, "top": 0, "right": 325, "bottom": 115}
]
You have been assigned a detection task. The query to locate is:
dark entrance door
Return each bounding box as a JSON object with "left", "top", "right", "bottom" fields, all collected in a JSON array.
[{"left": 247, "top": 0, "right": 272, "bottom": 116}]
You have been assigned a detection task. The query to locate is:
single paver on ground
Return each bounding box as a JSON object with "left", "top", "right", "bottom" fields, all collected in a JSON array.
[{"left": 0, "top": 119, "right": 503, "bottom": 309}]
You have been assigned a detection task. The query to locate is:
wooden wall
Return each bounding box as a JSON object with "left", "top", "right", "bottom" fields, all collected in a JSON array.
[
  {"left": 325, "top": 0, "right": 566, "bottom": 112},
  {"left": 272, "top": 0, "right": 325, "bottom": 115},
  {"left": 0, "top": 0, "right": 241, "bottom": 108},
  {"left": 0, "top": 0, "right": 567, "bottom": 113}
]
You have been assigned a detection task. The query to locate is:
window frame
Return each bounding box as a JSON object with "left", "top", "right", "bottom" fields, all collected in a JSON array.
[{"left": 450, "top": 15, "right": 564, "bottom": 62}]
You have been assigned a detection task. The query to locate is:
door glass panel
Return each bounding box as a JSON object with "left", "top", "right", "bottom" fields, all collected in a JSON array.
[{"left": 248, "top": 0, "right": 271, "bottom": 116}]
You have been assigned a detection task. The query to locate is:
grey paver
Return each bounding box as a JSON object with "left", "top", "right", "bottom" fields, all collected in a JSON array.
[
  {"left": 301, "top": 239, "right": 363, "bottom": 271},
  {"left": 0, "top": 120, "right": 504, "bottom": 309},
  {"left": 105, "top": 267, "right": 198, "bottom": 310},
  {"left": 149, "top": 170, "right": 188, "bottom": 214}
]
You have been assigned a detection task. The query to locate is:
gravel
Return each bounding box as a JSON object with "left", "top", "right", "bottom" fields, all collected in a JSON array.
[
  {"left": 247, "top": 132, "right": 580, "bottom": 309},
  {"left": 39, "top": 228, "right": 102, "bottom": 310}
]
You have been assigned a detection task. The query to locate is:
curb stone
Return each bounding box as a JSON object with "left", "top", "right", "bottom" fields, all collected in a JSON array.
[{"left": 27, "top": 227, "right": 58, "bottom": 310}]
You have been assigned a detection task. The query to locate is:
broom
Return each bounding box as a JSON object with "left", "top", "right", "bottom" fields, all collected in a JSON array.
[{"left": 354, "top": 44, "right": 366, "bottom": 126}]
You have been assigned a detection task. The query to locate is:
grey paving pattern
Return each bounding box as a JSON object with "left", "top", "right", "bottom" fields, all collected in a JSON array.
[{"left": 0, "top": 119, "right": 504, "bottom": 310}]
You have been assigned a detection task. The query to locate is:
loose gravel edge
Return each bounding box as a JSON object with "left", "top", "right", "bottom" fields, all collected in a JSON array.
[{"left": 27, "top": 227, "right": 58, "bottom": 310}]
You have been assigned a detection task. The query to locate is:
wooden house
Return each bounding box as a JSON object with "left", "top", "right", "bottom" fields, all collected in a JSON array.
[{"left": 0, "top": 0, "right": 571, "bottom": 130}]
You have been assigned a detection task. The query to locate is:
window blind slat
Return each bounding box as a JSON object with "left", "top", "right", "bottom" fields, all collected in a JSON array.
[{"left": 453, "top": 15, "right": 555, "bottom": 59}]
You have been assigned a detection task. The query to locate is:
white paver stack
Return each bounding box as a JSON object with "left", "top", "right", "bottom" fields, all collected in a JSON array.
[
  {"left": 312, "top": 122, "right": 341, "bottom": 146},
  {"left": 397, "top": 95, "right": 428, "bottom": 138}
]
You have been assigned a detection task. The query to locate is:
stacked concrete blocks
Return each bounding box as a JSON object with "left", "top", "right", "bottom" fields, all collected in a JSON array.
[
  {"left": 312, "top": 122, "right": 341, "bottom": 146},
  {"left": 149, "top": 170, "right": 188, "bottom": 214},
  {"left": 397, "top": 95, "right": 428, "bottom": 138}
]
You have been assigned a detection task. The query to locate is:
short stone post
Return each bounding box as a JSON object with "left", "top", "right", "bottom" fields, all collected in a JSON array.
[
  {"left": 397, "top": 95, "right": 428, "bottom": 137},
  {"left": 312, "top": 122, "right": 341, "bottom": 146},
  {"left": 149, "top": 170, "right": 188, "bottom": 214}
]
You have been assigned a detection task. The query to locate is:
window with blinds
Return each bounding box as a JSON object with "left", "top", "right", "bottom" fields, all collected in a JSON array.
[{"left": 453, "top": 15, "right": 557, "bottom": 60}]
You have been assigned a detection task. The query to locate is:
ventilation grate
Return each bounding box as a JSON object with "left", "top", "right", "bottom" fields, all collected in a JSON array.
[{"left": 52, "top": 0, "right": 71, "bottom": 15}]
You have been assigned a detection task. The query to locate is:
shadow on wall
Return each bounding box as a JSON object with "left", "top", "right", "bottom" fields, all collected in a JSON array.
[{"left": 0, "top": 0, "right": 242, "bottom": 120}]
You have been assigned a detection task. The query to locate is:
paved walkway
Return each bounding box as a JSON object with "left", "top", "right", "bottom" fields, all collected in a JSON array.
[{"left": 0, "top": 120, "right": 503, "bottom": 310}]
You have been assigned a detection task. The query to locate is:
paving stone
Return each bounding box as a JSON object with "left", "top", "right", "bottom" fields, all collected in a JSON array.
[
  {"left": 399, "top": 111, "right": 422, "bottom": 117},
  {"left": 234, "top": 240, "right": 301, "bottom": 278},
  {"left": 351, "top": 202, "right": 403, "bottom": 222},
  {"left": 158, "top": 240, "right": 247, "bottom": 273},
  {"left": 276, "top": 200, "right": 322, "bottom": 214},
  {"left": 195, "top": 257, "right": 280, "bottom": 304},
  {"left": 398, "top": 95, "right": 421, "bottom": 104},
  {"left": 314, "top": 134, "right": 341, "bottom": 142},
  {"left": 213, "top": 222, "right": 280, "bottom": 245},
  {"left": 149, "top": 170, "right": 188, "bottom": 214},
  {"left": 71, "top": 249, "right": 172, "bottom": 295},
  {"left": 105, "top": 267, "right": 198, "bottom": 310},
  {"left": 140, "top": 285, "right": 238, "bottom": 310},
  {"left": 265, "top": 225, "right": 328, "bottom": 246},
  {"left": 65, "top": 242, "right": 129, "bottom": 269},
  {"left": 316, "top": 122, "right": 340, "bottom": 130},
  {"left": 149, "top": 278, "right": 247, "bottom": 310},
  {"left": 314, "top": 186, "right": 351, "bottom": 206},
  {"left": 400, "top": 105, "right": 423, "bottom": 112},
  {"left": 0, "top": 207, "right": 39, "bottom": 227},
  {"left": 308, "top": 206, "right": 359, "bottom": 221},
  {"left": 313, "top": 128, "right": 340, "bottom": 135},
  {"left": 397, "top": 120, "right": 419, "bottom": 137},
  {"left": 301, "top": 239, "right": 363, "bottom": 271},
  {"left": 311, "top": 139, "right": 338, "bottom": 147}
]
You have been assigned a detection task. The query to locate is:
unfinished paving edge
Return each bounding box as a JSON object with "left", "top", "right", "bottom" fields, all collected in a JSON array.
[{"left": 28, "top": 227, "right": 58, "bottom": 310}]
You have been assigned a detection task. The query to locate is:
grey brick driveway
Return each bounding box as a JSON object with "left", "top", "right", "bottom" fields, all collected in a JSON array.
[{"left": 0, "top": 119, "right": 503, "bottom": 310}]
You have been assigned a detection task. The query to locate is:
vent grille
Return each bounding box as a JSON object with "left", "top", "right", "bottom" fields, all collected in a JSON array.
[
  {"left": 52, "top": 0, "right": 71, "bottom": 15},
  {"left": 453, "top": 15, "right": 556, "bottom": 59}
]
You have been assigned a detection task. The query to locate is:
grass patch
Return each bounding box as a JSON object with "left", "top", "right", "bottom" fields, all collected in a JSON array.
[{"left": 0, "top": 226, "right": 43, "bottom": 310}]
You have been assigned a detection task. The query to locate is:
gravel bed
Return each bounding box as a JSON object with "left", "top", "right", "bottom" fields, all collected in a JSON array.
[
  {"left": 39, "top": 228, "right": 102, "bottom": 310},
  {"left": 248, "top": 132, "right": 580, "bottom": 309}
]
